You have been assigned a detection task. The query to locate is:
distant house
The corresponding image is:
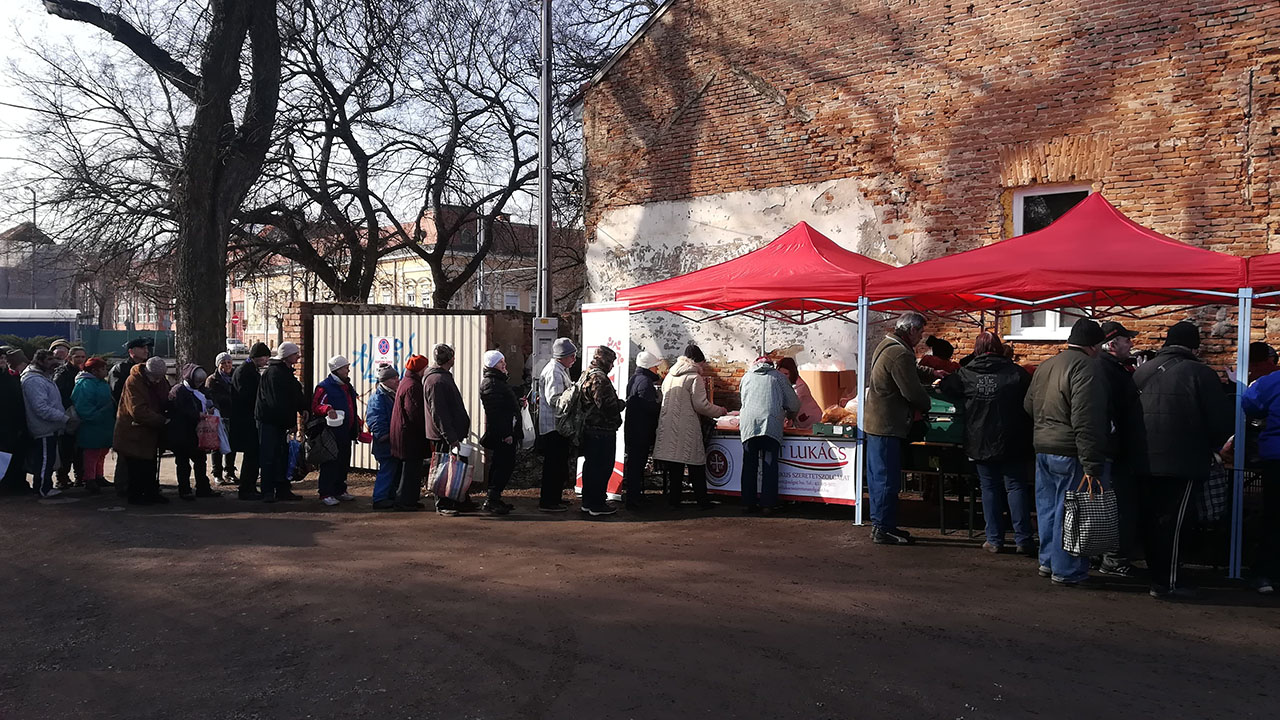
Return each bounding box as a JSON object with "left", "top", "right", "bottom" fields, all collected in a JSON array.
[{"left": 0, "top": 223, "right": 79, "bottom": 311}]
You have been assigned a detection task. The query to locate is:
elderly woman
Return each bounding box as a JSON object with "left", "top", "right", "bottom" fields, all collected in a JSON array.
[
  {"left": 480, "top": 350, "right": 523, "bottom": 515},
  {"left": 738, "top": 356, "right": 800, "bottom": 514},
  {"left": 115, "top": 357, "right": 171, "bottom": 505},
  {"left": 72, "top": 358, "right": 115, "bottom": 493},
  {"left": 580, "top": 345, "right": 626, "bottom": 516},
  {"left": 939, "top": 332, "right": 1034, "bottom": 554},
  {"left": 652, "top": 343, "right": 727, "bottom": 509},
  {"left": 391, "top": 354, "right": 431, "bottom": 511},
  {"left": 312, "top": 355, "right": 364, "bottom": 507},
  {"left": 775, "top": 357, "right": 822, "bottom": 431},
  {"left": 167, "top": 364, "right": 220, "bottom": 500},
  {"left": 205, "top": 352, "right": 238, "bottom": 485},
  {"left": 366, "top": 363, "right": 401, "bottom": 510}
]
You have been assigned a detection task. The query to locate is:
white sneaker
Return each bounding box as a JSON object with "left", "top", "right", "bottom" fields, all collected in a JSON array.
[
  {"left": 321, "top": 496, "right": 340, "bottom": 506},
  {"left": 338, "top": 493, "right": 357, "bottom": 502},
  {"left": 40, "top": 488, "right": 63, "bottom": 499}
]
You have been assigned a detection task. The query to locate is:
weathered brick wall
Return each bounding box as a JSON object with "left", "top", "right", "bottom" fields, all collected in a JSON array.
[{"left": 583, "top": 0, "right": 1280, "bottom": 367}]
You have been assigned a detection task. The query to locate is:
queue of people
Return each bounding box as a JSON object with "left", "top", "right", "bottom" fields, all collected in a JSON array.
[{"left": 867, "top": 312, "right": 1262, "bottom": 599}]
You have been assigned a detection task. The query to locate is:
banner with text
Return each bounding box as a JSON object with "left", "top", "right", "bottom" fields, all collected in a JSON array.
[
  {"left": 704, "top": 435, "right": 860, "bottom": 506},
  {"left": 576, "top": 302, "right": 631, "bottom": 499}
]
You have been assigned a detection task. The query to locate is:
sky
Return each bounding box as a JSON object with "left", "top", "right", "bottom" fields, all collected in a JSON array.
[{"left": 0, "top": 2, "right": 109, "bottom": 226}]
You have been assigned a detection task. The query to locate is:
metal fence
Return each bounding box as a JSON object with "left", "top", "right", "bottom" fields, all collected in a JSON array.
[{"left": 311, "top": 312, "right": 490, "bottom": 472}]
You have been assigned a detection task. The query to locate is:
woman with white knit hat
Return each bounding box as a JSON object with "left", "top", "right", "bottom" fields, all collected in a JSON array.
[
  {"left": 311, "top": 355, "right": 366, "bottom": 506},
  {"left": 479, "top": 349, "right": 522, "bottom": 515}
]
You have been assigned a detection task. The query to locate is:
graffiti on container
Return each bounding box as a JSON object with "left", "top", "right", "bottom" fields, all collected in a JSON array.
[{"left": 351, "top": 333, "right": 417, "bottom": 383}]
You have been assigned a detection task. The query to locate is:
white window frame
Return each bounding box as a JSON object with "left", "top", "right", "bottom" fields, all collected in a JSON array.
[
  {"left": 1006, "top": 184, "right": 1093, "bottom": 341},
  {"left": 503, "top": 290, "right": 520, "bottom": 311}
]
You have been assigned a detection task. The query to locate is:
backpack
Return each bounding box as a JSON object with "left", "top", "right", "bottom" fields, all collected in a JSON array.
[{"left": 553, "top": 376, "right": 590, "bottom": 447}]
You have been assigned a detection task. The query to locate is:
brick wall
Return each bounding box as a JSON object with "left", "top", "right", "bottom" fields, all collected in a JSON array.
[{"left": 583, "top": 0, "right": 1280, "bottom": 367}]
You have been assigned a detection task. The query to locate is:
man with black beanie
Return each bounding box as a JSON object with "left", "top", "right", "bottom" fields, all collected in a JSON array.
[
  {"left": 1025, "top": 317, "right": 1108, "bottom": 587},
  {"left": 1132, "top": 321, "right": 1233, "bottom": 599}
]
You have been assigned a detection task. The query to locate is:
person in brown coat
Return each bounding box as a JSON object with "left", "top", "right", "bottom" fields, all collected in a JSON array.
[
  {"left": 388, "top": 354, "right": 430, "bottom": 511},
  {"left": 423, "top": 343, "right": 471, "bottom": 516},
  {"left": 114, "top": 357, "right": 171, "bottom": 505}
]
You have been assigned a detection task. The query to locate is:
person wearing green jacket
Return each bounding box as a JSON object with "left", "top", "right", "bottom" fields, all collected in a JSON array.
[{"left": 72, "top": 357, "right": 115, "bottom": 493}]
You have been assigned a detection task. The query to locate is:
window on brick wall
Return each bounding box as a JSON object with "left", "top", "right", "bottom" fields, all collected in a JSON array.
[{"left": 1007, "top": 185, "right": 1092, "bottom": 341}]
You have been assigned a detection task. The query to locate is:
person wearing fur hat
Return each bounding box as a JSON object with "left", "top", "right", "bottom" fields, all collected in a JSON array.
[
  {"left": 256, "top": 342, "right": 307, "bottom": 503},
  {"left": 479, "top": 350, "right": 521, "bottom": 515},
  {"left": 231, "top": 342, "right": 271, "bottom": 499},
  {"left": 388, "top": 354, "right": 431, "bottom": 511},
  {"left": 115, "top": 357, "right": 171, "bottom": 505},
  {"left": 580, "top": 345, "right": 626, "bottom": 516},
  {"left": 367, "top": 364, "right": 401, "bottom": 509},
  {"left": 167, "top": 364, "right": 220, "bottom": 500},
  {"left": 72, "top": 358, "right": 115, "bottom": 493},
  {"left": 204, "top": 352, "right": 238, "bottom": 485},
  {"left": 623, "top": 350, "right": 663, "bottom": 510},
  {"left": 536, "top": 337, "right": 578, "bottom": 512},
  {"left": 312, "top": 355, "right": 366, "bottom": 506}
]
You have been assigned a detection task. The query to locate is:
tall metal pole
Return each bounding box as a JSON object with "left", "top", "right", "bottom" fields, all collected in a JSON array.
[
  {"left": 536, "top": 0, "right": 553, "bottom": 318},
  {"left": 1230, "top": 288, "right": 1253, "bottom": 579},
  {"left": 29, "top": 187, "right": 36, "bottom": 310}
]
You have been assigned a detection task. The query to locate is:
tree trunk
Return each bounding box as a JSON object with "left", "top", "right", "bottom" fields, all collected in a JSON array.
[{"left": 173, "top": 177, "right": 230, "bottom": 367}]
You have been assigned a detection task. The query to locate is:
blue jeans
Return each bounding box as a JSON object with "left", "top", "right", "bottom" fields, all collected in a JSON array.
[
  {"left": 974, "top": 459, "right": 1034, "bottom": 547},
  {"left": 866, "top": 433, "right": 903, "bottom": 530},
  {"left": 581, "top": 431, "right": 615, "bottom": 510},
  {"left": 741, "top": 436, "right": 781, "bottom": 508},
  {"left": 1035, "top": 454, "right": 1092, "bottom": 582},
  {"left": 371, "top": 441, "right": 400, "bottom": 503}
]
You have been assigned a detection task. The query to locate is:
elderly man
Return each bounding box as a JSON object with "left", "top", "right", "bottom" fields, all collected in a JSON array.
[
  {"left": 257, "top": 342, "right": 307, "bottom": 503},
  {"left": 115, "top": 357, "right": 171, "bottom": 505},
  {"left": 22, "top": 349, "right": 71, "bottom": 499},
  {"left": 863, "top": 312, "right": 932, "bottom": 545},
  {"left": 424, "top": 343, "right": 471, "bottom": 516},
  {"left": 1095, "top": 321, "right": 1143, "bottom": 577},
  {"left": 537, "top": 337, "right": 577, "bottom": 513},
  {"left": 52, "top": 345, "right": 88, "bottom": 489},
  {"left": 738, "top": 356, "right": 800, "bottom": 514},
  {"left": 231, "top": 342, "right": 271, "bottom": 499},
  {"left": 1025, "top": 318, "right": 1109, "bottom": 587},
  {"left": 1134, "top": 322, "right": 1233, "bottom": 599},
  {"left": 110, "top": 338, "right": 152, "bottom": 404}
]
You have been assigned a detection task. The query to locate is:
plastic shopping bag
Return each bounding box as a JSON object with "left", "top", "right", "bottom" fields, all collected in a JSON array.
[
  {"left": 196, "top": 414, "right": 221, "bottom": 452},
  {"left": 430, "top": 450, "right": 474, "bottom": 502},
  {"left": 214, "top": 410, "right": 231, "bottom": 455},
  {"left": 520, "top": 406, "right": 535, "bottom": 450}
]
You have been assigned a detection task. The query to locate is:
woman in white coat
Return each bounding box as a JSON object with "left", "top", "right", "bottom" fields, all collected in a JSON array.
[{"left": 652, "top": 343, "right": 727, "bottom": 508}]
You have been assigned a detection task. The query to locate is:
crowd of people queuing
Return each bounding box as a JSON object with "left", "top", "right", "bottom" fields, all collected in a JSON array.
[
  {"left": 3, "top": 314, "right": 1276, "bottom": 599},
  {"left": 867, "top": 311, "right": 1276, "bottom": 599}
]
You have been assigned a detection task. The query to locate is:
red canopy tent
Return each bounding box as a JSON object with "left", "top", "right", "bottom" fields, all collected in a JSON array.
[
  {"left": 615, "top": 221, "right": 891, "bottom": 323},
  {"left": 863, "top": 193, "right": 1247, "bottom": 313}
]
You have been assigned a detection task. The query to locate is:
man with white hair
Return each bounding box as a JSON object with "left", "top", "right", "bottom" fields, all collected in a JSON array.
[
  {"left": 256, "top": 342, "right": 307, "bottom": 503},
  {"left": 114, "top": 356, "right": 171, "bottom": 505},
  {"left": 205, "top": 351, "right": 239, "bottom": 485},
  {"left": 537, "top": 337, "right": 577, "bottom": 512},
  {"left": 863, "top": 311, "right": 933, "bottom": 545}
]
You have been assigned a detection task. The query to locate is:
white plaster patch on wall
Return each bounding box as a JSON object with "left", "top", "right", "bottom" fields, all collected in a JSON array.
[{"left": 588, "top": 178, "right": 899, "bottom": 366}]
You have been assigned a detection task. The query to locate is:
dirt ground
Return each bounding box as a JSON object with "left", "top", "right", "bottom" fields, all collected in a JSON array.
[{"left": 2, "top": 458, "right": 1277, "bottom": 720}]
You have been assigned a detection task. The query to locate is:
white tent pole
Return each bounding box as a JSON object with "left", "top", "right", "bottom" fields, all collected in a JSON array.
[
  {"left": 1230, "top": 288, "right": 1253, "bottom": 579},
  {"left": 855, "top": 296, "right": 869, "bottom": 526}
]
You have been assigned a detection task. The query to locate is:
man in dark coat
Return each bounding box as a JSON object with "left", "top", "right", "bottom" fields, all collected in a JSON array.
[
  {"left": 390, "top": 354, "right": 431, "bottom": 511},
  {"left": 231, "top": 343, "right": 271, "bottom": 499},
  {"left": 109, "top": 338, "right": 152, "bottom": 404},
  {"left": 205, "top": 352, "right": 238, "bottom": 484},
  {"left": 423, "top": 343, "right": 470, "bottom": 516},
  {"left": 1024, "top": 318, "right": 1108, "bottom": 587},
  {"left": 1132, "top": 322, "right": 1233, "bottom": 600},
  {"left": 479, "top": 350, "right": 522, "bottom": 515},
  {"left": 0, "top": 349, "right": 30, "bottom": 495},
  {"left": 256, "top": 342, "right": 307, "bottom": 503},
  {"left": 52, "top": 345, "right": 87, "bottom": 489},
  {"left": 623, "top": 351, "right": 663, "bottom": 510},
  {"left": 1095, "top": 321, "right": 1143, "bottom": 577}
]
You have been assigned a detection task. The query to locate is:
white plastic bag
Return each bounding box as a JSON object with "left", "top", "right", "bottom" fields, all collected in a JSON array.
[
  {"left": 213, "top": 409, "right": 231, "bottom": 455},
  {"left": 520, "top": 406, "right": 535, "bottom": 449}
]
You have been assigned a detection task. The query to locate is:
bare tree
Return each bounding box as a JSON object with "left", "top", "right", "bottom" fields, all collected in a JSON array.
[{"left": 41, "top": 0, "right": 281, "bottom": 365}]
